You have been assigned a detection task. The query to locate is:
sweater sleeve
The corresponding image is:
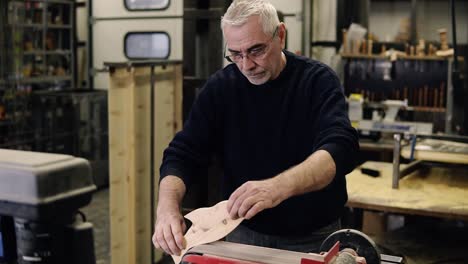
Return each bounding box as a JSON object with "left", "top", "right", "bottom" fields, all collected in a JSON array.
[
  {"left": 313, "top": 67, "right": 360, "bottom": 177},
  {"left": 159, "top": 77, "right": 222, "bottom": 185}
]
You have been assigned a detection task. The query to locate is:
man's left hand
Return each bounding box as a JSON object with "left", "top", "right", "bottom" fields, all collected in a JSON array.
[{"left": 227, "top": 178, "right": 286, "bottom": 220}]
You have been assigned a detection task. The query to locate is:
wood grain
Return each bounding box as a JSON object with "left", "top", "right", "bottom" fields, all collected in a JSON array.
[
  {"left": 347, "top": 161, "right": 468, "bottom": 220},
  {"left": 108, "top": 64, "right": 183, "bottom": 264},
  {"left": 109, "top": 66, "right": 152, "bottom": 264},
  {"left": 152, "top": 64, "right": 183, "bottom": 262}
]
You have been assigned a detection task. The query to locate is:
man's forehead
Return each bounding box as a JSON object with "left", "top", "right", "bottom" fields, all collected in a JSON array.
[{"left": 224, "top": 22, "right": 269, "bottom": 50}]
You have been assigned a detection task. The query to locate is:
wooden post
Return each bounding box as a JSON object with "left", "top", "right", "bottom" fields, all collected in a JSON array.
[
  {"left": 108, "top": 62, "right": 183, "bottom": 264},
  {"left": 108, "top": 65, "right": 152, "bottom": 264},
  {"left": 152, "top": 64, "right": 183, "bottom": 262}
]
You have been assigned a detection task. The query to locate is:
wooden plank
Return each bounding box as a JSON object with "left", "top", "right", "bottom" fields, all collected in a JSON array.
[
  {"left": 109, "top": 67, "right": 134, "bottom": 264},
  {"left": 401, "top": 139, "right": 468, "bottom": 165},
  {"left": 109, "top": 66, "right": 153, "bottom": 264},
  {"left": 132, "top": 66, "right": 152, "bottom": 264},
  {"left": 152, "top": 64, "right": 184, "bottom": 262},
  {"left": 173, "top": 64, "right": 183, "bottom": 132},
  {"left": 108, "top": 63, "right": 183, "bottom": 264},
  {"left": 346, "top": 161, "right": 468, "bottom": 220}
]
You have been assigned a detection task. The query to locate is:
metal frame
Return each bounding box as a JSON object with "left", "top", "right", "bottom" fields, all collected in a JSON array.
[
  {"left": 392, "top": 132, "right": 468, "bottom": 189},
  {"left": 123, "top": 31, "right": 171, "bottom": 60},
  {"left": 446, "top": 59, "right": 454, "bottom": 134},
  {"left": 392, "top": 133, "right": 424, "bottom": 189}
]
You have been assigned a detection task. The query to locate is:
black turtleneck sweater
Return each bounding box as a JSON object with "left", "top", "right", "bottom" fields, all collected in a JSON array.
[{"left": 160, "top": 50, "right": 359, "bottom": 236}]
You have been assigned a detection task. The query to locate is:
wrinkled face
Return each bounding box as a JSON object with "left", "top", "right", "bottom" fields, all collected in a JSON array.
[{"left": 223, "top": 16, "right": 286, "bottom": 85}]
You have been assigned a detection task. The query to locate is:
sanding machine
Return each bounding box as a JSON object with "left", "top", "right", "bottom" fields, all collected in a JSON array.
[{"left": 181, "top": 229, "right": 403, "bottom": 264}]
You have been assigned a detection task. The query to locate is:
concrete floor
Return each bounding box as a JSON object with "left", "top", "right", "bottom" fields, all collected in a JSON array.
[
  {"left": 81, "top": 188, "right": 110, "bottom": 264},
  {"left": 371, "top": 218, "right": 468, "bottom": 263},
  {"left": 81, "top": 188, "right": 174, "bottom": 264},
  {"left": 82, "top": 188, "right": 468, "bottom": 264}
]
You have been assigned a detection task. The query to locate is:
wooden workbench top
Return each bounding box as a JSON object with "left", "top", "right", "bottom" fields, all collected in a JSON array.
[{"left": 346, "top": 161, "right": 468, "bottom": 220}]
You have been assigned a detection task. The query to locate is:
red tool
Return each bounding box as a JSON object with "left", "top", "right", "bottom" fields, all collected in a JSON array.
[
  {"left": 182, "top": 241, "right": 366, "bottom": 264},
  {"left": 179, "top": 229, "right": 404, "bottom": 264}
]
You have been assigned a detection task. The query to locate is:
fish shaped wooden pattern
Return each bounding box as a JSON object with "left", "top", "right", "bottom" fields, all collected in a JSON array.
[{"left": 172, "top": 200, "right": 244, "bottom": 264}]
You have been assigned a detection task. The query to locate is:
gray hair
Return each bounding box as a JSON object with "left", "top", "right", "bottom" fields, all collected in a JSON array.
[{"left": 221, "top": 0, "right": 280, "bottom": 36}]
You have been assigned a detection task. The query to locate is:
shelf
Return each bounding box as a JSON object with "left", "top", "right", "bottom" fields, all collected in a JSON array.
[
  {"left": 23, "top": 50, "right": 72, "bottom": 55},
  {"left": 7, "top": 76, "right": 72, "bottom": 84},
  {"left": 3, "top": 0, "right": 75, "bottom": 87},
  {"left": 342, "top": 53, "right": 387, "bottom": 59},
  {"left": 341, "top": 53, "right": 448, "bottom": 61},
  {"left": 12, "top": 23, "right": 44, "bottom": 28},
  {"left": 10, "top": 0, "right": 73, "bottom": 4},
  {"left": 47, "top": 0, "right": 74, "bottom": 4},
  {"left": 48, "top": 24, "right": 72, "bottom": 29},
  {"left": 358, "top": 101, "right": 446, "bottom": 112},
  {"left": 1, "top": 0, "right": 77, "bottom": 152},
  {"left": 406, "top": 106, "right": 446, "bottom": 113},
  {"left": 10, "top": 23, "right": 71, "bottom": 29},
  {"left": 394, "top": 55, "right": 448, "bottom": 61}
]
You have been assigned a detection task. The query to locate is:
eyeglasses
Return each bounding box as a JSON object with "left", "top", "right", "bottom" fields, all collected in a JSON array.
[{"left": 224, "top": 26, "right": 279, "bottom": 64}]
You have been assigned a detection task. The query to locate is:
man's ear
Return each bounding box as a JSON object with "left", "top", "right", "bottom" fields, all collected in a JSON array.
[{"left": 278, "top": 22, "right": 287, "bottom": 49}]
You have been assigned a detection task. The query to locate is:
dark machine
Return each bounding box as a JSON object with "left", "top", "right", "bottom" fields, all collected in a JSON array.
[{"left": 0, "top": 149, "right": 96, "bottom": 264}]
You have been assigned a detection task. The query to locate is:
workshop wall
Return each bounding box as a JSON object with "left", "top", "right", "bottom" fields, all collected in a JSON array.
[
  {"left": 312, "top": 0, "right": 338, "bottom": 66},
  {"left": 416, "top": 0, "right": 468, "bottom": 43},
  {"left": 369, "top": 0, "right": 468, "bottom": 43},
  {"left": 269, "top": 0, "right": 304, "bottom": 55}
]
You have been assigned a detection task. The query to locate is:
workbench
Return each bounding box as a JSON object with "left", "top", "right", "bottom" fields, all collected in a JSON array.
[{"left": 346, "top": 161, "right": 468, "bottom": 220}]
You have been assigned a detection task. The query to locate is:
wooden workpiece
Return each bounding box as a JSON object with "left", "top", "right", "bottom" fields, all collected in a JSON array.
[
  {"left": 172, "top": 201, "right": 244, "bottom": 264},
  {"left": 401, "top": 139, "right": 468, "bottom": 165},
  {"left": 347, "top": 161, "right": 468, "bottom": 220},
  {"left": 438, "top": 28, "right": 449, "bottom": 51},
  {"left": 342, "top": 29, "right": 348, "bottom": 54}
]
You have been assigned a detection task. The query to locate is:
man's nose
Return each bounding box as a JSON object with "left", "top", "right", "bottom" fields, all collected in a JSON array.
[{"left": 241, "top": 55, "right": 256, "bottom": 70}]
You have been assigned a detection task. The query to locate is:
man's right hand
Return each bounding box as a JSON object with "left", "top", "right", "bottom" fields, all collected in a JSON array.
[
  {"left": 152, "top": 209, "right": 187, "bottom": 256},
  {"left": 152, "top": 176, "right": 187, "bottom": 256}
]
